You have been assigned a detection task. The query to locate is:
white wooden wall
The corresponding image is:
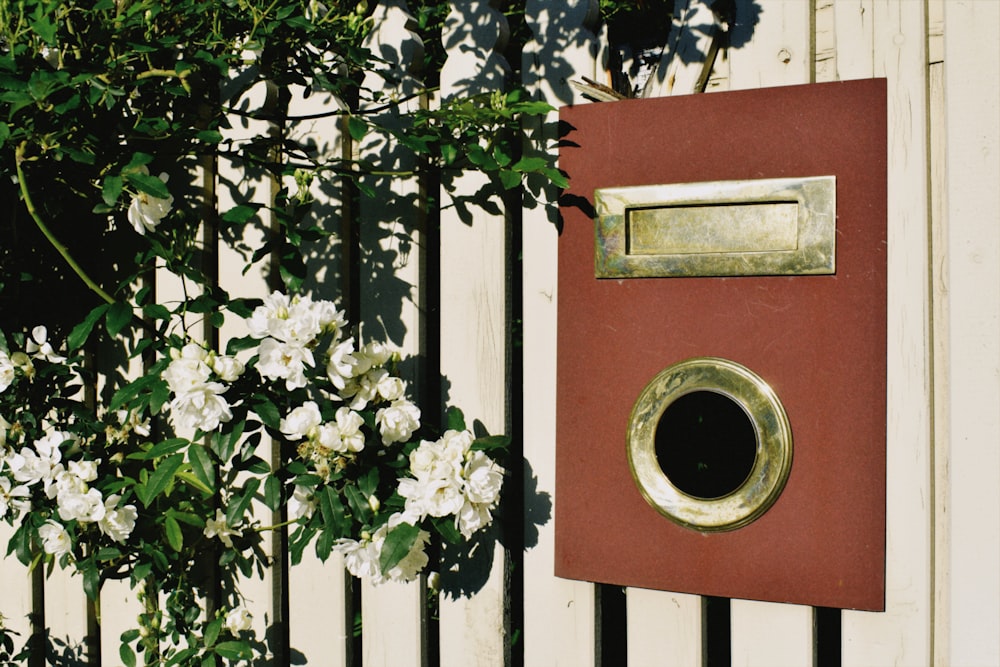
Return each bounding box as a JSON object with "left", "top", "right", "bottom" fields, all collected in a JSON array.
[{"left": 2, "top": 1, "right": 998, "bottom": 665}]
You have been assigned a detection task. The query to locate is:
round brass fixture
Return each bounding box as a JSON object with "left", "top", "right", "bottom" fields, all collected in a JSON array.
[{"left": 627, "top": 357, "right": 792, "bottom": 532}]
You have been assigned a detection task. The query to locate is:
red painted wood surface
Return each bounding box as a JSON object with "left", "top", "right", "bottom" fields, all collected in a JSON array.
[{"left": 555, "top": 78, "right": 887, "bottom": 611}]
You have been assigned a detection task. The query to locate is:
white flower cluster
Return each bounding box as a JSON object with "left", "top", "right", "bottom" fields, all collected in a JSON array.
[
  {"left": 398, "top": 430, "right": 505, "bottom": 539},
  {"left": 1, "top": 430, "right": 138, "bottom": 555},
  {"left": 162, "top": 343, "right": 244, "bottom": 433},
  {"left": 333, "top": 513, "right": 431, "bottom": 585},
  {"left": 249, "top": 290, "right": 421, "bottom": 452}
]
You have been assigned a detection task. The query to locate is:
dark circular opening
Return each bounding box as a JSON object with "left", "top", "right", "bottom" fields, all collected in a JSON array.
[{"left": 654, "top": 390, "right": 758, "bottom": 499}]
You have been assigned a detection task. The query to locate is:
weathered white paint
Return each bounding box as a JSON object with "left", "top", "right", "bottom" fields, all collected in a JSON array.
[
  {"left": 359, "top": 3, "right": 427, "bottom": 665},
  {"left": 842, "top": 2, "right": 933, "bottom": 663},
  {"left": 520, "top": 2, "right": 602, "bottom": 666},
  {"left": 437, "top": 2, "right": 511, "bottom": 665},
  {"left": 942, "top": 2, "right": 1000, "bottom": 666}
]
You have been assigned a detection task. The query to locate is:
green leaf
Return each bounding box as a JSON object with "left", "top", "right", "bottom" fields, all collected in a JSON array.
[
  {"left": 358, "top": 468, "right": 379, "bottom": 499},
  {"left": 512, "top": 156, "right": 549, "bottom": 173},
  {"left": 220, "top": 204, "right": 259, "bottom": 225},
  {"left": 134, "top": 438, "right": 188, "bottom": 460},
  {"left": 379, "top": 521, "right": 420, "bottom": 574},
  {"left": 83, "top": 563, "right": 100, "bottom": 600},
  {"left": 164, "top": 515, "right": 183, "bottom": 552},
  {"left": 445, "top": 406, "right": 466, "bottom": 431},
  {"left": 120, "top": 643, "right": 137, "bottom": 667},
  {"left": 142, "top": 303, "right": 171, "bottom": 320},
  {"left": 347, "top": 116, "right": 367, "bottom": 141},
  {"left": 204, "top": 617, "right": 223, "bottom": 648},
  {"left": 319, "top": 486, "right": 347, "bottom": 535},
  {"left": 214, "top": 641, "right": 250, "bottom": 660},
  {"left": 343, "top": 484, "right": 372, "bottom": 524},
  {"left": 102, "top": 174, "right": 123, "bottom": 207},
  {"left": 252, "top": 396, "right": 281, "bottom": 430},
  {"left": 264, "top": 475, "right": 281, "bottom": 512},
  {"left": 138, "top": 453, "right": 185, "bottom": 507},
  {"left": 106, "top": 301, "right": 134, "bottom": 336},
  {"left": 197, "top": 129, "right": 223, "bottom": 144},
  {"left": 542, "top": 167, "right": 570, "bottom": 189},
  {"left": 471, "top": 434, "right": 511, "bottom": 452},
  {"left": 126, "top": 171, "right": 170, "bottom": 199},
  {"left": 227, "top": 477, "right": 260, "bottom": 527},
  {"left": 187, "top": 443, "right": 216, "bottom": 492},
  {"left": 499, "top": 169, "right": 521, "bottom": 190},
  {"left": 67, "top": 303, "right": 110, "bottom": 350}
]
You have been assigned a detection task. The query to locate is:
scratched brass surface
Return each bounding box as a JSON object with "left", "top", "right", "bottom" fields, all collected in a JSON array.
[
  {"left": 627, "top": 357, "right": 793, "bottom": 532},
  {"left": 595, "top": 176, "right": 836, "bottom": 278}
]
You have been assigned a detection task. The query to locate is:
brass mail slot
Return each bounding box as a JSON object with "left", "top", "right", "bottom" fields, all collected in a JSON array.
[{"left": 594, "top": 176, "right": 836, "bottom": 278}]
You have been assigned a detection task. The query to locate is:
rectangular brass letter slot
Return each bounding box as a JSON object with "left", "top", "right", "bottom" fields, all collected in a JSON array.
[{"left": 594, "top": 176, "right": 836, "bottom": 278}]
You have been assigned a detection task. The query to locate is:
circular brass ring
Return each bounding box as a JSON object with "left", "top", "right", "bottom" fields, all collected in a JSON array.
[{"left": 627, "top": 357, "right": 792, "bottom": 532}]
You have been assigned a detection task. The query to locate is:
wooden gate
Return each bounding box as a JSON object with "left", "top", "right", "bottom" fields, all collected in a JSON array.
[{"left": 2, "top": 1, "right": 998, "bottom": 665}]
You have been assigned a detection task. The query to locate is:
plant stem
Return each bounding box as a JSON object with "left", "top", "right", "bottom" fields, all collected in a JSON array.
[{"left": 14, "top": 142, "right": 115, "bottom": 305}]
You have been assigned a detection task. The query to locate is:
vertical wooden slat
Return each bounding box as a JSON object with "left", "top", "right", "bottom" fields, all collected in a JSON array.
[
  {"left": 841, "top": 1, "right": 933, "bottom": 663},
  {"left": 0, "top": 524, "right": 35, "bottom": 660},
  {"left": 927, "top": 2, "right": 946, "bottom": 664},
  {"left": 437, "top": 2, "right": 510, "bottom": 665},
  {"left": 626, "top": 588, "right": 702, "bottom": 666},
  {"left": 941, "top": 2, "right": 1000, "bottom": 665},
  {"left": 520, "top": 1, "right": 602, "bottom": 665},
  {"left": 42, "top": 570, "right": 90, "bottom": 663},
  {"left": 281, "top": 69, "right": 354, "bottom": 667},
  {"left": 216, "top": 72, "right": 280, "bottom": 664},
  {"left": 358, "top": 2, "right": 427, "bottom": 665},
  {"left": 723, "top": 2, "right": 815, "bottom": 665},
  {"left": 833, "top": 0, "right": 875, "bottom": 79}
]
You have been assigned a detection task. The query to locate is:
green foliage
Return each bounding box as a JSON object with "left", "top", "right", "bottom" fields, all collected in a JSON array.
[{"left": 0, "top": 1, "right": 542, "bottom": 663}]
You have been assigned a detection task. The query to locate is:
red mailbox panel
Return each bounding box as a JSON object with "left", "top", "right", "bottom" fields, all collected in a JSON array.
[{"left": 555, "top": 79, "right": 887, "bottom": 610}]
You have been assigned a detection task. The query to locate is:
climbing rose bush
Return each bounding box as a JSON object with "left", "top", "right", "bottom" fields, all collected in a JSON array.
[{"left": 0, "top": 292, "right": 508, "bottom": 663}]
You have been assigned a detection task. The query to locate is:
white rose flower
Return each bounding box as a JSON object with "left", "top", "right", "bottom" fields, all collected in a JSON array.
[
  {"left": 333, "top": 514, "right": 430, "bottom": 585},
  {"left": 25, "top": 325, "right": 66, "bottom": 363},
  {"left": 38, "top": 520, "right": 72, "bottom": 557},
  {"left": 247, "top": 291, "right": 291, "bottom": 339},
  {"left": 256, "top": 338, "right": 313, "bottom": 390},
  {"left": 375, "top": 372, "right": 406, "bottom": 402},
  {"left": 169, "top": 382, "right": 232, "bottom": 432},
  {"left": 314, "top": 422, "right": 344, "bottom": 453},
  {"left": 280, "top": 401, "right": 322, "bottom": 441},
  {"left": 375, "top": 399, "right": 421, "bottom": 445},
  {"left": 375, "top": 513, "right": 430, "bottom": 584},
  {"left": 0, "top": 350, "right": 15, "bottom": 392},
  {"left": 353, "top": 341, "right": 393, "bottom": 375},
  {"left": 67, "top": 459, "right": 99, "bottom": 484},
  {"left": 128, "top": 168, "right": 173, "bottom": 235},
  {"left": 98, "top": 495, "right": 138, "bottom": 543},
  {"left": 57, "top": 487, "right": 105, "bottom": 523},
  {"left": 314, "top": 300, "right": 347, "bottom": 336},
  {"left": 463, "top": 451, "right": 504, "bottom": 505},
  {"left": 335, "top": 407, "right": 365, "bottom": 452},
  {"left": 204, "top": 508, "right": 242, "bottom": 548},
  {"left": 334, "top": 535, "right": 381, "bottom": 581},
  {"left": 162, "top": 356, "right": 212, "bottom": 395},
  {"left": 326, "top": 337, "right": 357, "bottom": 391},
  {"left": 287, "top": 485, "right": 317, "bottom": 521},
  {"left": 210, "top": 354, "right": 245, "bottom": 382},
  {"left": 224, "top": 606, "right": 253, "bottom": 634},
  {"left": 0, "top": 477, "right": 30, "bottom": 519},
  {"left": 456, "top": 499, "right": 494, "bottom": 539}
]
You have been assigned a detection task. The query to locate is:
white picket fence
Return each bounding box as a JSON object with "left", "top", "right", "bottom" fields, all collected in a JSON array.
[{"left": 3, "top": 1, "right": 999, "bottom": 665}]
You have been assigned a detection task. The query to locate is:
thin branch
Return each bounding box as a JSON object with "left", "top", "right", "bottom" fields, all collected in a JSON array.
[{"left": 15, "top": 142, "right": 115, "bottom": 306}]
